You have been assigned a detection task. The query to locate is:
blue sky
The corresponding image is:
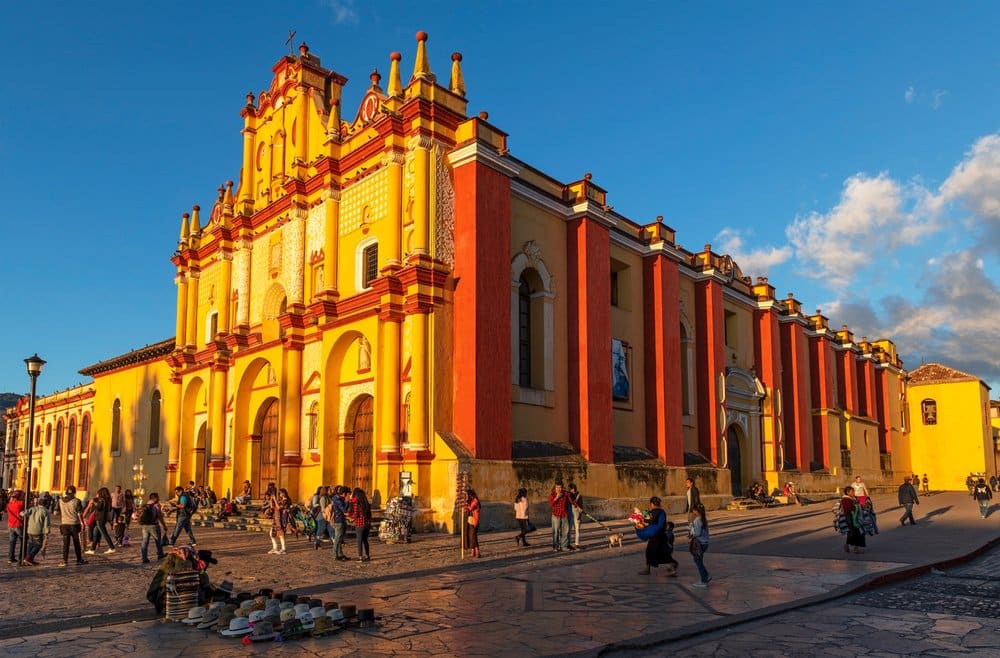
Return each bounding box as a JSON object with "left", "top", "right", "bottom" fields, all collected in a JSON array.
[{"left": 1, "top": 1, "right": 998, "bottom": 396}]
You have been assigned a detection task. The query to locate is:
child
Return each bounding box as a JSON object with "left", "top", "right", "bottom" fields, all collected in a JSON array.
[
  {"left": 663, "top": 520, "right": 677, "bottom": 575},
  {"left": 113, "top": 513, "right": 128, "bottom": 547}
]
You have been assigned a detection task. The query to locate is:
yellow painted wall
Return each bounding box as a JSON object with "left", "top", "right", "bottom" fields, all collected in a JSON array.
[{"left": 908, "top": 379, "right": 997, "bottom": 490}]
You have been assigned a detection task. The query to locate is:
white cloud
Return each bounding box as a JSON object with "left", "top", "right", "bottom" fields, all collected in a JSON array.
[
  {"left": 322, "top": 0, "right": 359, "bottom": 24},
  {"left": 939, "top": 133, "right": 1000, "bottom": 224},
  {"left": 904, "top": 86, "right": 915, "bottom": 103},
  {"left": 785, "top": 173, "right": 937, "bottom": 288},
  {"left": 713, "top": 227, "right": 792, "bottom": 277},
  {"left": 931, "top": 89, "right": 948, "bottom": 109}
]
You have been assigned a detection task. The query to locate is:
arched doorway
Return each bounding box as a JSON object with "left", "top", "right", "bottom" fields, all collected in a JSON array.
[
  {"left": 727, "top": 425, "right": 743, "bottom": 497},
  {"left": 258, "top": 399, "right": 280, "bottom": 495},
  {"left": 351, "top": 396, "right": 374, "bottom": 493}
]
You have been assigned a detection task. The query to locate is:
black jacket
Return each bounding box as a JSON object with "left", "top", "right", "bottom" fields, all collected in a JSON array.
[{"left": 897, "top": 482, "right": 919, "bottom": 505}]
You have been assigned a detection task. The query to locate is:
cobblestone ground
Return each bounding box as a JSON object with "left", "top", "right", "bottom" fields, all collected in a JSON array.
[
  {"left": 0, "top": 491, "right": 995, "bottom": 657},
  {"left": 607, "top": 538, "right": 1000, "bottom": 658}
]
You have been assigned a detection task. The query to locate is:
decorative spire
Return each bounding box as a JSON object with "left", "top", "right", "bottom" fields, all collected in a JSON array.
[
  {"left": 449, "top": 52, "right": 465, "bottom": 96},
  {"left": 411, "top": 31, "right": 432, "bottom": 81},
  {"left": 190, "top": 205, "right": 201, "bottom": 234},
  {"left": 299, "top": 42, "right": 309, "bottom": 58},
  {"left": 223, "top": 180, "right": 235, "bottom": 216},
  {"left": 245, "top": 91, "right": 255, "bottom": 109},
  {"left": 326, "top": 98, "right": 341, "bottom": 140},
  {"left": 369, "top": 68, "right": 383, "bottom": 92},
  {"left": 180, "top": 213, "right": 190, "bottom": 241},
  {"left": 387, "top": 52, "right": 403, "bottom": 97}
]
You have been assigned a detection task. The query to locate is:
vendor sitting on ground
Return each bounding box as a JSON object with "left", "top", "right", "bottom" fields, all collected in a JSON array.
[{"left": 748, "top": 482, "right": 777, "bottom": 506}]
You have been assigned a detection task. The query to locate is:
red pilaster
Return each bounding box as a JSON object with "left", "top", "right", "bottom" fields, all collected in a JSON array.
[
  {"left": 695, "top": 279, "right": 725, "bottom": 463},
  {"left": 753, "top": 307, "right": 782, "bottom": 471},
  {"left": 857, "top": 359, "right": 876, "bottom": 418},
  {"left": 642, "top": 254, "right": 683, "bottom": 465},
  {"left": 567, "top": 217, "right": 613, "bottom": 463},
  {"left": 451, "top": 157, "right": 512, "bottom": 460},
  {"left": 780, "top": 321, "right": 812, "bottom": 471},
  {"left": 874, "top": 367, "right": 891, "bottom": 454},
  {"left": 837, "top": 350, "right": 859, "bottom": 415},
  {"left": 808, "top": 335, "right": 834, "bottom": 469}
]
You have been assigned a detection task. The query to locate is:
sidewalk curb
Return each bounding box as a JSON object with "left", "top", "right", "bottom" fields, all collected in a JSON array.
[{"left": 566, "top": 534, "right": 1000, "bottom": 658}]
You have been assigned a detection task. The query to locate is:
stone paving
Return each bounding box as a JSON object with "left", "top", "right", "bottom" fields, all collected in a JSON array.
[{"left": 0, "top": 491, "right": 995, "bottom": 656}]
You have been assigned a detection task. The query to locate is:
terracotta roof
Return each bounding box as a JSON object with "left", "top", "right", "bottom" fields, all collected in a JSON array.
[
  {"left": 907, "top": 363, "right": 981, "bottom": 386},
  {"left": 78, "top": 338, "right": 175, "bottom": 377}
]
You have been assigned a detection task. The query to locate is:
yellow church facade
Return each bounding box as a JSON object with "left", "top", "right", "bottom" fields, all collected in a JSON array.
[{"left": 3, "top": 34, "right": 995, "bottom": 527}]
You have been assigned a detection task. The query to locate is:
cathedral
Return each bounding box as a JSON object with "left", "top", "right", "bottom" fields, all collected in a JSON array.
[{"left": 4, "top": 34, "right": 994, "bottom": 527}]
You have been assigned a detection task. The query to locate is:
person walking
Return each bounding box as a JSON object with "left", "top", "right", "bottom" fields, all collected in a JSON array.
[
  {"left": 989, "top": 475, "right": 998, "bottom": 493},
  {"left": 688, "top": 503, "right": 711, "bottom": 587},
  {"left": 972, "top": 478, "right": 992, "bottom": 519},
  {"left": 464, "top": 488, "right": 481, "bottom": 558},
  {"left": 325, "top": 486, "right": 350, "bottom": 561},
  {"left": 567, "top": 483, "right": 584, "bottom": 550},
  {"left": 84, "top": 487, "right": 116, "bottom": 554},
  {"left": 898, "top": 476, "right": 919, "bottom": 526},
  {"left": 350, "top": 488, "right": 373, "bottom": 562},
  {"left": 169, "top": 485, "right": 198, "bottom": 546},
  {"left": 635, "top": 496, "right": 678, "bottom": 576},
  {"left": 514, "top": 488, "right": 531, "bottom": 547},
  {"left": 138, "top": 492, "right": 168, "bottom": 564},
  {"left": 110, "top": 485, "right": 125, "bottom": 525},
  {"left": 310, "top": 486, "right": 332, "bottom": 550},
  {"left": 684, "top": 478, "right": 702, "bottom": 523},
  {"left": 851, "top": 476, "right": 871, "bottom": 508},
  {"left": 22, "top": 495, "right": 52, "bottom": 566},
  {"left": 5, "top": 490, "right": 25, "bottom": 564},
  {"left": 965, "top": 474, "right": 975, "bottom": 493},
  {"left": 839, "top": 486, "right": 866, "bottom": 554},
  {"left": 548, "top": 482, "right": 570, "bottom": 552},
  {"left": 267, "top": 488, "right": 291, "bottom": 554},
  {"left": 58, "top": 485, "right": 87, "bottom": 567}
]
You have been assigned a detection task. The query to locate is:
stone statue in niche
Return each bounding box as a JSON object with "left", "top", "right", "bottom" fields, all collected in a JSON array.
[{"left": 358, "top": 337, "right": 371, "bottom": 372}]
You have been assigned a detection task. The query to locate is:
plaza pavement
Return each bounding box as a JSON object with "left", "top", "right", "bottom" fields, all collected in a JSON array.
[{"left": 0, "top": 490, "right": 995, "bottom": 657}]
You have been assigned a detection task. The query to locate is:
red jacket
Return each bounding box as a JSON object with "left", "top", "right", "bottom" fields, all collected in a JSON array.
[
  {"left": 6, "top": 500, "right": 24, "bottom": 529},
  {"left": 549, "top": 491, "right": 569, "bottom": 518}
]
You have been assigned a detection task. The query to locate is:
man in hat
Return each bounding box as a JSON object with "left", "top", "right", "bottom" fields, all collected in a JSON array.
[
  {"left": 898, "top": 476, "right": 919, "bottom": 526},
  {"left": 5, "top": 490, "right": 24, "bottom": 564}
]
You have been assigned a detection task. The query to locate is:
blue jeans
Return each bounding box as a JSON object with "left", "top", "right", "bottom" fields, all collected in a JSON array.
[
  {"left": 27, "top": 534, "right": 44, "bottom": 561},
  {"left": 170, "top": 516, "right": 197, "bottom": 545},
  {"left": 551, "top": 516, "right": 569, "bottom": 549},
  {"left": 569, "top": 508, "right": 581, "bottom": 547},
  {"left": 979, "top": 500, "right": 989, "bottom": 518},
  {"left": 314, "top": 517, "right": 332, "bottom": 547},
  {"left": 141, "top": 525, "right": 164, "bottom": 561},
  {"left": 692, "top": 542, "right": 710, "bottom": 583},
  {"left": 8, "top": 527, "right": 22, "bottom": 561},
  {"left": 900, "top": 503, "right": 915, "bottom": 525},
  {"left": 332, "top": 521, "right": 347, "bottom": 557}
]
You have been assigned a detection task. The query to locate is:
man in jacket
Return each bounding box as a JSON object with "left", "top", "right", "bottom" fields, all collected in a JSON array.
[
  {"left": 685, "top": 478, "right": 702, "bottom": 522},
  {"left": 548, "top": 482, "right": 570, "bottom": 552},
  {"left": 6, "top": 490, "right": 25, "bottom": 564},
  {"left": 972, "top": 478, "right": 992, "bottom": 519},
  {"left": 326, "top": 486, "right": 350, "bottom": 561},
  {"left": 22, "top": 497, "right": 51, "bottom": 565},
  {"left": 898, "top": 476, "right": 920, "bottom": 526}
]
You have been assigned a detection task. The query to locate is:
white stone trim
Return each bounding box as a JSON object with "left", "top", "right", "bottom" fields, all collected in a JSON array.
[{"left": 447, "top": 142, "right": 521, "bottom": 177}]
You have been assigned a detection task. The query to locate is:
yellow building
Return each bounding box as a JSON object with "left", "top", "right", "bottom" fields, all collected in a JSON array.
[
  {"left": 907, "top": 364, "right": 998, "bottom": 490},
  {"left": 5, "top": 34, "right": 988, "bottom": 528}
]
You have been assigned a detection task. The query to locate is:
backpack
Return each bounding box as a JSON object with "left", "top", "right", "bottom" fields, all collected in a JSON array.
[
  {"left": 181, "top": 493, "right": 198, "bottom": 516},
  {"left": 138, "top": 505, "right": 156, "bottom": 525}
]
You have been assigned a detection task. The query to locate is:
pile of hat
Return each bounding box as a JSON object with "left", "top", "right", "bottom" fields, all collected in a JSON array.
[{"left": 174, "top": 586, "right": 368, "bottom": 643}]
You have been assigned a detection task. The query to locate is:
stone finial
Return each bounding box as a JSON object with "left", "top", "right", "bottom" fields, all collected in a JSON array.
[
  {"left": 180, "top": 213, "right": 190, "bottom": 240},
  {"left": 299, "top": 42, "right": 309, "bottom": 57},
  {"left": 656, "top": 215, "right": 664, "bottom": 223},
  {"left": 387, "top": 52, "right": 403, "bottom": 97},
  {"left": 449, "top": 51, "right": 465, "bottom": 96},
  {"left": 370, "top": 68, "right": 382, "bottom": 89},
  {"left": 326, "top": 98, "right": 341, "bottom": 139},
  {"left": 478, "top": 111, "right": 489, "bottom": 121},
  {"left": 245, "top": 91, "right": 255, "bottom": 107},
  {"left": 223, "top": 180, "right": 235, "bottom": 208},
  {"left": 190, "top": 205, "right": 201, "bottom": 233},
  {"left": 584, "top": 172, "right": 592, "bottom": 181},
  {"left": 412, "top": 30, "right": 431, "bottom": 81}
]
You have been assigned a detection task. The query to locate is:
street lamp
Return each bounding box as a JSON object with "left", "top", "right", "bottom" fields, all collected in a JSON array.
[
  {"left": 132, "top": 459, "right": 148, "bottom": 502},
  {"left": 20, "top": 353, "right": 45, "bottom": 565}
]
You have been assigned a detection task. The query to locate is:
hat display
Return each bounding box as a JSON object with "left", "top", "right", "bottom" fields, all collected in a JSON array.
[
  {"left": 196, "top": 608, "right": 222, "bottom": 630},
  {"left": 293, "top": 603, "right": 310, "bottom": 616},
  {"left": 265, "top": 598, "right": 281, "bottom": 609},
  {"left": 233, "top": 608, "right": 249, "bottom": 618},
  {"left": 279, "top": 608, "right": 297, "bottom": 623},
  {"left": 311, "top": 615, "right": 340, "bottom": 637},
  {"left": 180, "top": 607, "right": 208, "bottom": 625},
  {"left": 249, "top": 620, "right": 277, "bottom": 642},
  {"left": 255, "top": 588, "right": 273, "bottom": 598},
  {"left": 358, "top": 608, "right": 376, "bottom": 628},
  {"left": 211, "top": 612, "right": 236, "bottom": 631},
  {"left": 279, "top": 601, "right": 294, "bottom": 610},
  {"left": 247, "top": 610, "right": 266, "bottom": 626},
  {"left": 309, "top": 606, "right": 326, "bottom": 620},
  {"left": 339, "top": 604, "right": 356, "bottom": 618},
  {"left": 219, "top": 616, "right": 253, "bottom": 637},
  {"left": 324, "top": 602, "right": 339, "bottom": 611},
  {"left": 215, "top": 579, "right": 236, "bottom": 596},
  {"left": 280, "top": 618, "right": 308, "bottom": 640},
  {"left": 236, "top": 592, "right": 252, "bottom": 602},
  {"left": 197, "top": 550, "right": 218, "bottom": 565},
  {"left": 281, "top": 592, "right": 298, "bottom": 603},
  {"left": 327, "top": 608, "right": 345, "bottom": 623},
  {"left": 296, "top": 611, "right": 316, "bottom": 630}
]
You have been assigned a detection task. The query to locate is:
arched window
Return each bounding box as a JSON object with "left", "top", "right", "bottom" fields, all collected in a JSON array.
[
  {"left": 149, "top": 391, "right": 162, "bottom": 452},
  {"left": 518, "top": 276, "right": 532, "bottom": 387},
  {"left": 111, "top": 399, "right": 122, "bottom": 453},
  {"left": 921, "top": 399, "right": 937, "bottom": 425},
  {"left": 45, "top": 423, "right": 52, "bottom": 446},
  {"left": 52, "top": 420, "right": 64, "bottom": 490},
  {"left": 65, "top": 417, "right": 77, "bottom": 489},
  {"left": 356, "top": 237, "right": 379, "bottom": 291},
  {"left": 307, "top": 401, "right": 319, "bottom": 451},
  {"left": 34, "top": 425, "right": 41, "bottom": 449},
  {"left": 78, "top": 416, "right": 91, "bottom": 490}
]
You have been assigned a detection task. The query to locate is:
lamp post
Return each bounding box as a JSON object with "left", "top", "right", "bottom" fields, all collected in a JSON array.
[
  {"left": 132, "top": 459, "right": 148, "bottom": 506},
  {"left": 20, "top": 353, "right": 45, "bottom": 565}
]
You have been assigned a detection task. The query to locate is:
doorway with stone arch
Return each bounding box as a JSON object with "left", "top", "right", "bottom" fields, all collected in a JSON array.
[
  {"left": 257, "top": 398, "right": 280, "bottom": 496},
  {"left": 726, "top": 424, "right": 745, "bottom": 497},
  {"left": 346, "top": 395, "right": 374, "bottom": 494}
]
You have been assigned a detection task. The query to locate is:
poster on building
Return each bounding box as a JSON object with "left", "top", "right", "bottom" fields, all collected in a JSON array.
[{"left": 612, "top": 339, "right": 631, "bottom": 403}]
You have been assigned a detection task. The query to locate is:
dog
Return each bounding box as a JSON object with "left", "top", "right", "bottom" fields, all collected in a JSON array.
[{"left": 608, "top": 532, "right": 624, "bottom": 549}]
